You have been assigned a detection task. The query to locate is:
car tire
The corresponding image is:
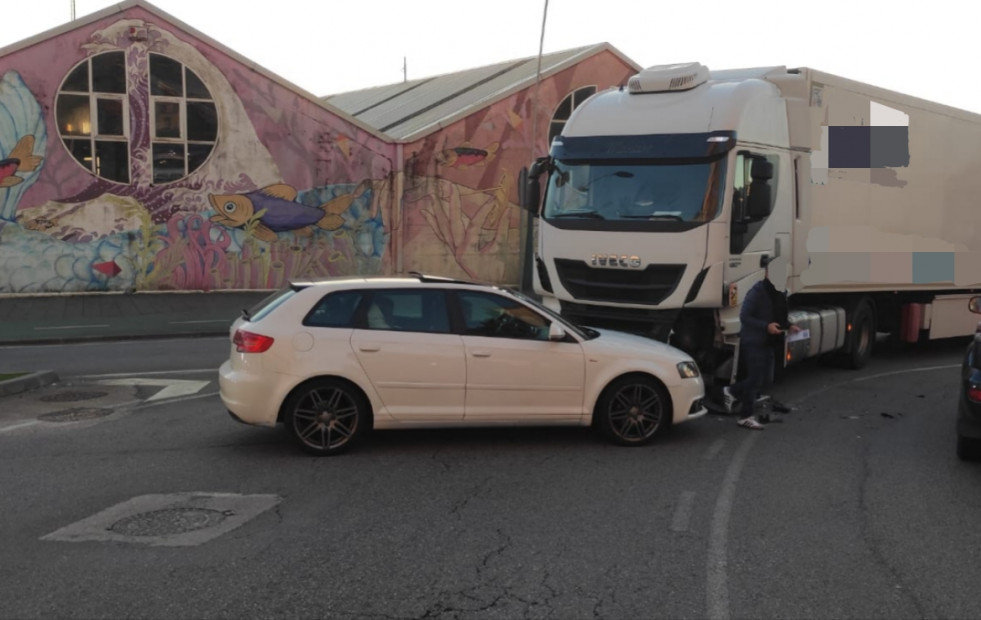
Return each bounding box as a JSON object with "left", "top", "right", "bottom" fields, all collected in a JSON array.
[
  {"left": 284, "top": 378, "right": 369, "bottom": 456},
  {"left": 957, "top": 435, "right": 981, "bottom": 461},
  {"left": 595, "top": 375, "right": 670, "bottom": 446}
]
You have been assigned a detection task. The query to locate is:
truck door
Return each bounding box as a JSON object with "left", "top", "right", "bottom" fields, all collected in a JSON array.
[{"left": 725, "top": 150, "right": 787, "bottom": 302}]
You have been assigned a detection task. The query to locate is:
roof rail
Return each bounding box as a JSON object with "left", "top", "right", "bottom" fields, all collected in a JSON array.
[{"left": 408, "top": 271, "right": 478, "bottom": 285}]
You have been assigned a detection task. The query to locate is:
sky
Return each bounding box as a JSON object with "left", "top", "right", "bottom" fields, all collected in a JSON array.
[{"left": 3, "top": 0, "right": 981, "bottom": 113}]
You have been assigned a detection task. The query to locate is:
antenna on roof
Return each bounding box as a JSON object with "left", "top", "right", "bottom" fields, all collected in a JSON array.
[
  {"left": 70, "top": 0, "right": 76, "bottom": 20},
  {"left": 403, "top": 56, "right": 407, "bottom": 83}
]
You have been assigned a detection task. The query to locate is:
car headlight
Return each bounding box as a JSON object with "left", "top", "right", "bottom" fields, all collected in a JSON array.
[{"left": 677, "top": 361, "right": 700, "bottom": 379}]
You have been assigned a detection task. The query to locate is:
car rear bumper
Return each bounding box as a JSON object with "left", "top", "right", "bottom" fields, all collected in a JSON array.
[{"left": 219, "top": 360, "right": 291, "bottom": 427}]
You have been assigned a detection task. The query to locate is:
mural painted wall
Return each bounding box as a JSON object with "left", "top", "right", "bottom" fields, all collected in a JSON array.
[
  {"left": 0, "top": 4, "right": 636, "bottom": 294},
  {"left": 0, "top": 7, "right": 395, "bottom": 293},
  {"left": 399, "top": 52, "right": 637, "bottom": 285}
]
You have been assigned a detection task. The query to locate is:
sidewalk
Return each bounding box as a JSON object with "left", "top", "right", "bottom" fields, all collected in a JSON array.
[{"left": 0, "top": 290, "right": 273, "bottom": 395}]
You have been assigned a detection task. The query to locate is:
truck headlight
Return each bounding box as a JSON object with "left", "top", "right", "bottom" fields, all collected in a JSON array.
[{"left": 677, "top": 361, "right": 700, "bottom": 379}]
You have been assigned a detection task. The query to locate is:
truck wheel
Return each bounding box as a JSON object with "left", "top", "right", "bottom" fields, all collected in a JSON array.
[{"left": 845, "top": 300, "right": 875, "bottom": 369}]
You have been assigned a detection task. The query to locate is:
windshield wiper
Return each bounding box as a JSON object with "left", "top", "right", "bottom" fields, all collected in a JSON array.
[
  {"left": 620, "top": 214, "right": 685, "bottom": 221},
  {"left": 552, "top": 210, "right": 606, "bottom": 219}
]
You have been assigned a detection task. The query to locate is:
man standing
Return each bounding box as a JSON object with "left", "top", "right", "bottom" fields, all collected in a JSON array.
[{"left": 724, "top": 256, "right": 800, "bottom": 429}]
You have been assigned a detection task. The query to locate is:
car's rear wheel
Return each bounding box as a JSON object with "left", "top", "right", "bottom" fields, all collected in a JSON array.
[
  {"left": 284, "top": 379, "right": 368, "bottom": 456},
  {"left": 595, "top": 375, "right": 670, "bottom": 446}
]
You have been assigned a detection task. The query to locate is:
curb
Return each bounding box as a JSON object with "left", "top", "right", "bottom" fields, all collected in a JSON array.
[{"left": 0, "top": 371, "right": 60, "bottom": 397}]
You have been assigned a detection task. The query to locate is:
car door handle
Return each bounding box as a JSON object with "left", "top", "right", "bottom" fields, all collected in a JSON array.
[
  {"left": 471, "top": 350, "right": 491, "bottom": 358},
  {"left": 358, "top": 345, "right": 381, "bottom": 353}
]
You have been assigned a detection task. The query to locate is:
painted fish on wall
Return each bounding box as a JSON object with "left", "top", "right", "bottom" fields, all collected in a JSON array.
[
  {"left": 209, "top": 181, "right": 369, "bottom": 243},
  {"left": 0, "top": 135, "right": 44, "bottom": 188}
]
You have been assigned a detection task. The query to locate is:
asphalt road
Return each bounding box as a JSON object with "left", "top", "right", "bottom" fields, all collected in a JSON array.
[{"left": 0, "top": 336, "right": 976, "bottom": 619}]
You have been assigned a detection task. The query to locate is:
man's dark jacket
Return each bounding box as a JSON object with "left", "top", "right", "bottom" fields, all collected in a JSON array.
[{"left": 739, "top": 277, "right": 790, "bottom": 348}]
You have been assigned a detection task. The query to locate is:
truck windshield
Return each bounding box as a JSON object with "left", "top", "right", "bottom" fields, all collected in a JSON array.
[{"left": 543, "top": 160, "right": 726, "bottom": 224}]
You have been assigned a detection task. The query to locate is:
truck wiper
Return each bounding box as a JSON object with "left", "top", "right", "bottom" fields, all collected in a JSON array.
[
  {"left": 552, "top": 210, "right": 606, "bottom": 219},
  {"left": 621, "top": 214, "right": 684, "bottom": 221}
]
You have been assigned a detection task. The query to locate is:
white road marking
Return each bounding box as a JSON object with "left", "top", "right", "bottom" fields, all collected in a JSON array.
[
  {"left": 706, "top": 432, "right": 758, "bottom": 620},
  {"left": 168, "top": 320, "right": 231, "bottom": 325},
  {"left": 705, "top": 362, "right": 958, "bottom": 620},
  {"left": 704, "top": 438, "right": 726, "bottom": 460},
  {"left": 794, "top": 364, "right": 959, "bottom": 404},
  {"left": 79, "top": 369, "right": 216, "bottom": 379},
  {"left": 671, "top": 491, "right": 696, "bottom": 532},
  {"left": 133, "top": 391, "right": 219, "bottom": 410},
  {"left": 97, "top": 378, "right": 209, "bottom": 401},
  {"left": 0, "top": 420, "right": 40, "bottom": 433},
  {"left": 34, "top": 324, "right": 110, "bottom": 331}
]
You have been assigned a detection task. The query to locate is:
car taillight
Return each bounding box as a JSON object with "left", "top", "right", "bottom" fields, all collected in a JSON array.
[
  {"left": 233, "top": 329, "right": 274, "bottom": 353},
  {"left": 968, "top": 385, "right": 981, "bottom": 403}
]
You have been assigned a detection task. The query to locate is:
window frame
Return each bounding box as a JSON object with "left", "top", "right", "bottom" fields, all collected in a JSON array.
[{"left": 56, "top": 53, "right": 131, "bottom": 184}]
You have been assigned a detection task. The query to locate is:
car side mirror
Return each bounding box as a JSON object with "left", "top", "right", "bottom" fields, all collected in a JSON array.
[{"left": 548, "top": 322, "right": 567, "bottom": 341}]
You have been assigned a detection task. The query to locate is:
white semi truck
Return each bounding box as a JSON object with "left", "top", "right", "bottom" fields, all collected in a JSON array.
[{"left": 521, "top": 62, "right": 981, "bottom": 390}]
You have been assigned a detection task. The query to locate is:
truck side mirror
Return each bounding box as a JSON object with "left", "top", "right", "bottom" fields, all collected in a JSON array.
[
  {"left": 518, "top": 167, "right": 540, "bottom": 215},
  {"left": 969, "top": 296, "right": 981, "bottom": 314},
  {"left": 520, "top": 156, "right": 552, "bottom": 216}
]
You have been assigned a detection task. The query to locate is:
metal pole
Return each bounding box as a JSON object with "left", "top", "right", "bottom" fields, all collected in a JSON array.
[
  {"left": 71, "top": 0, "right": 76, "bottom": 20},
  {"left": 520, "top": 0, "right": 548, "bottom": 294}
]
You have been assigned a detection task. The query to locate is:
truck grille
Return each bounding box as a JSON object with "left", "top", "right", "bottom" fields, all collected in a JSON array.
[{"left": 554, "top": 259, "right": 685, "bottom": 305}]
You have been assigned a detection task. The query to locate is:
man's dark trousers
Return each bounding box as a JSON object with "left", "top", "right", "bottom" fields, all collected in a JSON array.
[{"left": 730, "top": 343, "right": 774, "bottom": 418}]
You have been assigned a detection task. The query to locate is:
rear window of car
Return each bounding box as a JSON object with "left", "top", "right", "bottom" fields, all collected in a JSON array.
[
  {"left": 246, "top": 288, "right": 299, "bottom": 322},
  {"left": 304, "top": 290, "right": 365, "bottom": 328}
]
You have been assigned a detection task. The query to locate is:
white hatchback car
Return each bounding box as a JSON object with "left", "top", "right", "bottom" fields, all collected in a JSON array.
[{"left": 219, "top": 274, "right": 706, "bottom": 455}]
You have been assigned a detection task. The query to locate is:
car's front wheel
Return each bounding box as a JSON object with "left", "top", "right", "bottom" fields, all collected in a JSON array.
[
  {"left": 284, "top": 379, "right": 368, "bottom": 456},
  {"left": 595, "top": 375, "right": 670, "bottom": 446}
]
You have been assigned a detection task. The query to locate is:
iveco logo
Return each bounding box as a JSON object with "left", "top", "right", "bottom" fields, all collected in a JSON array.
[{"left": 590, "top": 254, "right": 642, "bottom": 268}]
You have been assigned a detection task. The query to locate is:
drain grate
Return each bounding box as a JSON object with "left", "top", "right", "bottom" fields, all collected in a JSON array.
[
  {"left": 109, "top": 508, "right": 231, "bottom": 537},
  {"left": 40, "top": 390, "right": 108, "bottom": 403},
  {"left": 38, "top": 407, "right": 113, "bottom": 422}
]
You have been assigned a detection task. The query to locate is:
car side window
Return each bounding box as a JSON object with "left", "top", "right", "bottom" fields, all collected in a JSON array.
[
  {"left": 304, "top": 290, "right": 364, "bottom": 328},
  {"left": 457, "top": 291, "right": 550, "bottom": 340},
  {"left": 366, "top": 289, "right": 450, "bottom": 334}
]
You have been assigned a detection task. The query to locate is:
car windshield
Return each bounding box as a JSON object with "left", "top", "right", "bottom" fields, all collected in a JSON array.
[{"left": 508, "top": 289, "right": 597, "bottom": 340}]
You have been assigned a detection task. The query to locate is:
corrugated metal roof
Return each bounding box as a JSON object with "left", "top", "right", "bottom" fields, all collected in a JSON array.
[{"left": 324, "top": 43, "right": 638, "bottom": 142}]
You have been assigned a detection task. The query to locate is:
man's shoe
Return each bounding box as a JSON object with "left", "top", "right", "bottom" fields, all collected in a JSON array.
[{"left": 738, "top": 417, "right": 765, "bottom": 430}]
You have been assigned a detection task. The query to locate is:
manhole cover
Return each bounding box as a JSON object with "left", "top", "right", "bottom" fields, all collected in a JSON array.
[
  {"left": 109, "top": 508, "right": 230, "bottom": 537},
  {"left": 40, "top": 390, "right": 108, "bottom": 403},
  {"left": 38, "top": 407, "right": 113, "bottom": 422}
]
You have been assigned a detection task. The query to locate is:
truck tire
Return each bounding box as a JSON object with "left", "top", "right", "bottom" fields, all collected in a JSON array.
[{"left": 844, "top": 299, "right": 875, "bottom": 369}]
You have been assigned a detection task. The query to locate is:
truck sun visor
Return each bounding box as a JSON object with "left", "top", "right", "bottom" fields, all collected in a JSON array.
[{"left": 551, "top": 131, "right": 736, "bottom": 162}]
